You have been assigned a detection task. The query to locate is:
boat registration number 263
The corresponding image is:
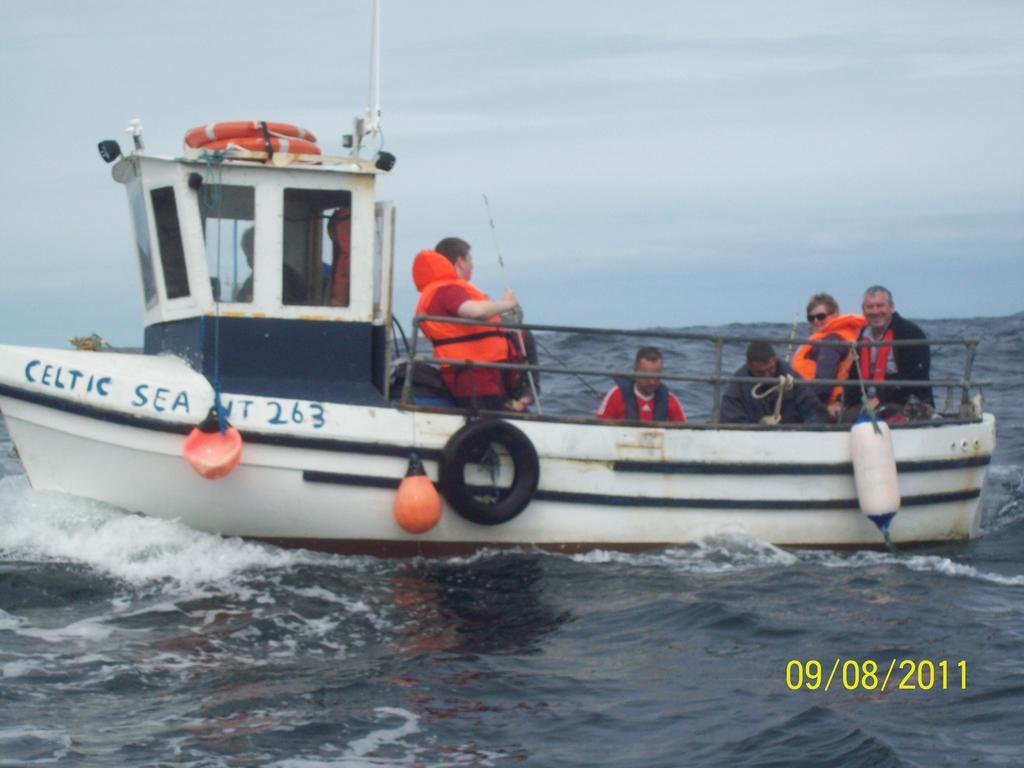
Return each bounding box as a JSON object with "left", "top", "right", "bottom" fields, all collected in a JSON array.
[
  {"left": 130, "top": 387, "right": 327, "bottom": 429},
  {"left": 131, "top": 387, "right": 327, "bottom": 429},
  {"left": 217, "top": 395, "right": 326, "bottom": 430}
]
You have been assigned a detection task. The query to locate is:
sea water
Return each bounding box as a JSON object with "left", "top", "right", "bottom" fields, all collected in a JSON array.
[{"left": 1, "top": 315, "right": 1022, "bottom": 767}]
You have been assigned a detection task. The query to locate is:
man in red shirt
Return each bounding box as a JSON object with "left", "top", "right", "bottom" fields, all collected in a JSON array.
[
  {"left": 597, "top": 347, "right": 686, "bottom": 422},
  {"left": 413, "top": 237, "right": 529, "bottom": 411}
]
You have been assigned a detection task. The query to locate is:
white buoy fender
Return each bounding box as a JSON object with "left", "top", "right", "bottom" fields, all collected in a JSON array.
[{"left": 849, "top": 415, "right": 901, "bottom": 532}]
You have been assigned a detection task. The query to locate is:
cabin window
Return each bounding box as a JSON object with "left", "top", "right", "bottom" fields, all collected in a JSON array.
[
  {"left": 150, "top": 187, "right": 189, "bottom": 299},
  {"left": 201, "top": 185, "right": 255, "bottom": 303},
  {"left": 282, "top": 188, "right": 353, "bottom": 306},
  {"left": 127, "top": 181, "right": 158, "bottom": 308}
]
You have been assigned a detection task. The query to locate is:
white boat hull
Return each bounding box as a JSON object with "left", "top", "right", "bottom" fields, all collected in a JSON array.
[{"left": 0, "top": 346, "right": 994, "bottom": 555}]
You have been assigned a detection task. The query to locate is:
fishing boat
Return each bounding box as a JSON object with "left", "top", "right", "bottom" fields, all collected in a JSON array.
[{"left": 0, "top": 12, "right": 996, "bottom": 556}]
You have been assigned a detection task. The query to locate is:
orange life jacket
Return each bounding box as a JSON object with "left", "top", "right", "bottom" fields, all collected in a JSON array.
[
  {"left": 327, "top": 209, "right": 351, "bottom": 305},
  {"left": 412, "top": 250, "right": 511, "bottom": 364},
  {"left": 791, "top": 314, "right": 867, "bottom": 404}
]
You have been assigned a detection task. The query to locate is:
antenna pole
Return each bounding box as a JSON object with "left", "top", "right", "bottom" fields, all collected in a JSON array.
[
  {"left": 366, "top": 0, "right": 382, "bottom": 136},
  {"left": 351, "top": 0, "right": 382, "bottom": 156}
]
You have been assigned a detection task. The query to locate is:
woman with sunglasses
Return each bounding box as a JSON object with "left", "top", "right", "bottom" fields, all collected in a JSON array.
[{"left": 791, "top": 293, "right": 866, "bottom": 420}]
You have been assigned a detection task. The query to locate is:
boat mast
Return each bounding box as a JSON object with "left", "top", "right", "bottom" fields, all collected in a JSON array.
[
  {"left": 367, "top": 0, "right": 382, "bottom": 139},
  {"left": 349, "top": 0, "right": 382, "bottom": 157}
]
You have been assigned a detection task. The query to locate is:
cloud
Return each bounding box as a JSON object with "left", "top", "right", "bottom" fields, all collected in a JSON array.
[{"left": 1, "top": 0, "right": 1022, "bottom": 347}]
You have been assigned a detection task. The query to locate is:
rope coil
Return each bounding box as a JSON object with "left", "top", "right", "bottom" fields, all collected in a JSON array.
[{"left": 752, "top": 374, "right": 795, "bottom": 425}]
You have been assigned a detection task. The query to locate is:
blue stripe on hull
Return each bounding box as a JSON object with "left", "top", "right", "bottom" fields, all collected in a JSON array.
[
  {"left": 145, "top": 316, "right": 388, "bottom": 404},
  {"left": 613, "top": 456, "right": 991, "bottom": 475},
  {"left": 301, "top": 470, "right": 982, "bottom": 511}
]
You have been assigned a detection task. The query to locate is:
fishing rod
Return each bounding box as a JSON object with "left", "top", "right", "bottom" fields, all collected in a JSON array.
[
  {"left": 784, "top": 314, "right": 800, "bottom": 362},
  {"left": 481, "top": 193, "right": 542, "bottom": 414},
  {"left": 481, "top": 193, "right": 519, "bottom": 321}
]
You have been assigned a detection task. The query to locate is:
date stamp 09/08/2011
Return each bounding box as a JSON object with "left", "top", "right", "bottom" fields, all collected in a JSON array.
[{"left": 785, "top": 659, "right": 967, "bottom": 692}]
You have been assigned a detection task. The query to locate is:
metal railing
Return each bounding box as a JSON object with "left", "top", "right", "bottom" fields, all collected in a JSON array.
[{"left": 399, "top": 315, "right": 987, "bottom": 425}]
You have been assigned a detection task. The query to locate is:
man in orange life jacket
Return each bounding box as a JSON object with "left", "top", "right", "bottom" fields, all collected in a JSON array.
[
  {"left": 843, "top": 285, "right": 933, "bottom": 418},
  {"left": 791, "top": 292, "right": 866, "bottom": 421},
  {"left": 412, "top": 237, "right": 530, "bottom": 411},
  {"left": 597, "top": 347, "right": 686, "bottom": 422}
]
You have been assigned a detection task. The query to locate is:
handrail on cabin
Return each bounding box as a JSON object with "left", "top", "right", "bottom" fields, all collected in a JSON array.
[{"left": 400, "top": 315, "right": 987, "bottom": 424}]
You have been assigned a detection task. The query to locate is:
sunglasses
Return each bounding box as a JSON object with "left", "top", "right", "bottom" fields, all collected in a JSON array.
[{"left": 807, "top": 312, "right": 830, "bottom": 323}]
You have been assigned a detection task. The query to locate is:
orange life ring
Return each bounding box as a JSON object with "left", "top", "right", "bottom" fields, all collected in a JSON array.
[
  {"left": 184, "top": 121, "right": 318, "bottom": 148},
  {"left": 199, "top": 136, "right": 322, "bottom": 156}
]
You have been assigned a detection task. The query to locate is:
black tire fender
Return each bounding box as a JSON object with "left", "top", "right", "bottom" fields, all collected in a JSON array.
[{"left": 439, "top": 419, "right": 540, "bottom": 526}]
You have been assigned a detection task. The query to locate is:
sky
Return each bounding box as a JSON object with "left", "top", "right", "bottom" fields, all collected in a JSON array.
[{"left": 1, "top": 0, "right": 1021, "bottom": 347}]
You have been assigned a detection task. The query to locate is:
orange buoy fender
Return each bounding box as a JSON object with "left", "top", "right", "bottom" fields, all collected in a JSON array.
[
  {"left": 393, "top": 453, "right": 442, "bottom": 534},
  {"left": 183, "top": 408, "right": 243, "bottom": 480},
  {"left": 198, "top": 136, "right": 321, "bottom": 156},
  {"left": 849, "top": 412, "right": 901, "bottom": 532},
  {"left": 184, "top": 121, "right": 318, "bottom": 148}
]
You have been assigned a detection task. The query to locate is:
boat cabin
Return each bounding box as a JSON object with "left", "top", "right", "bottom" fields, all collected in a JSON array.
[{"left": 110, "top": 149, "right": 395, "bottom": 404}]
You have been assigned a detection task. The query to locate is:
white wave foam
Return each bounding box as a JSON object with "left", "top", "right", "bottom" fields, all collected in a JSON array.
[
  {"left": 569, "top": 533, "right": 798, "bottom": 574},
  {"left": 0, "top": 476, "right": 320, "bottom": 589},
  {"left": 2, "top": 605, "right": 119, "bottom": 648},
  {"left": 2, "top": 660, "right": 44, "bottom": 678},
  {"left": 14, "top": 616, "right": 114, "bottom": 644},
  {"left": 428, "top": 546, "right": 517, "bottom": 566},
  {"left": 266, "top": 708, "right": 420, "bottom": 767},
  {"left": 562, "top": 533, "right": 1024, "bottom": 587},
  {"left": 989, "top": 464, "right": 1024, "bottom": 482},
  {"left": 285, "top": 586, "right": 395, "bottom": 633},
  {"left": 1, "top": 430, "right": 24, "bottom": 478},
  {"left": 0, "top": 727, "right": 71, "bottom": 765},
  {"left": 346, "top": 707, "right": 420, "bottom": 759},
  {"left": 982, "top": 465, "right": 1024, "bottom": 533},
  {"left": 803, "top": 549, "right": 1024, "bottom": 587},
  {"left": 289, "top": 585, "right": 351, "bottom": 605},
  {"left": 0, "top": 608, "right": 26, "bottom": 632},
  {"left": 902, "top": 554, "right": 1024, "bottom": 586}
]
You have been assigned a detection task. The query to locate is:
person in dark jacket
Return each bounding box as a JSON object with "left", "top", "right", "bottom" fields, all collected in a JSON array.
[
  {"left": 719, "top": 342, "right": 828, "bottom": 425},
  {"left": 842, "top": 285, "right": 932, "bottom": 419}
]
